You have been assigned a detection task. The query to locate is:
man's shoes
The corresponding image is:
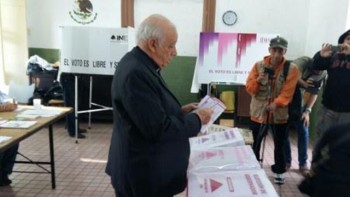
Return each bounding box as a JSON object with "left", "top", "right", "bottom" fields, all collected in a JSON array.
[
  {"left": 69, "top": 133, "right": 86, "bottom": 139},
  {"left": 299, "top": 166, "right": 310, "bottom": 177},
  {"left": 78, "top": 128, "right": 87, "bottom": 133},
  {"left": 0, "top": 174, "right": 12, "bottom": 186},
  {"left": 274, "top": 173, "right": 285, "bottom": 185},
  {"left": 285, "top": 163, "right": 291, "bottom": 171}
]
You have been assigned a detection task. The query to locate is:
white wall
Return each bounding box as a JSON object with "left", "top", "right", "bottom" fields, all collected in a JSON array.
[
  {"left": 26, "top": 0, "right": 350, "bottom": 58},
  {"left": 134, "top": 0, "right": 203, "bottom": 56},
  {"left": 26, "top": 0, "right": 121, "bottom": 49},
  {"left": 305, "top": 0, "right": 350, "bottom": 56}
]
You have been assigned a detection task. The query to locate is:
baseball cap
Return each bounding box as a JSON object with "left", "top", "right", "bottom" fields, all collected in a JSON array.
[
  {"left": 338, "top": 29, "right": 350, "bottom": 44},
  {"left": 270, "top": 36, "right": 288, "bottom": 49}
]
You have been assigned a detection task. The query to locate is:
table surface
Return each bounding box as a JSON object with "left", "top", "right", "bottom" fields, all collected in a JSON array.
[{"left": 0, "top": 105, "right": 72, "bottom": 152}]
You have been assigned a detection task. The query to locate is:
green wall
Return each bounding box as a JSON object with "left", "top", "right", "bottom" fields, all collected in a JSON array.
[{"left": 162, "top": 56, "right": 200, "bottom": 105}]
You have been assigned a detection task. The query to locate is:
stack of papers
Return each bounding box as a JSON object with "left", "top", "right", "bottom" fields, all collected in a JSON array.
[
  {"left": 187, "top": 169, "right": 278, "bottom": 197},
  {"left": 188, "top": 145, "right": 261, "bottom": 173},
  {"left": 189, "top": 128, "right": 245, "bottom": 150},
  {"left": 0, "top": 120, "right": 37, "bottom": 129},
  {"left": 0, "top": 136, "right": 12, "bottom": 143},
  {"left": 19, "top": 109, "right": 61, "bottom": 117}
]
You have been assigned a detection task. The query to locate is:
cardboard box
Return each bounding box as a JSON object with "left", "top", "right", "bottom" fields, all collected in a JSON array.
[
  {"left": 188, "top": 145, "right": 260, "bottom": 173},
  {"left": 190, "top": 128, "right": 245, "bottom": 150},
  {"left": 187, "top": 169, "right": 278, "bottom": 197}
]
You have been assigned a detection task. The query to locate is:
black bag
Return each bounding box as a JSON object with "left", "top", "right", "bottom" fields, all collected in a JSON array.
[
  {"left": 42, "top": 81, "right": 63, "bottom": 104},
  {"left": 298, "top": 174, "right": 314, "bottom": 196},
  {"left": 282, "top": 61, "right": 302, "bottom": 125}
]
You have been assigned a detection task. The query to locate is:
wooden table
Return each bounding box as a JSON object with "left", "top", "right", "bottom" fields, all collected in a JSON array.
[{"left": 0, "top": 105, "right": 72, "bottom": 189}]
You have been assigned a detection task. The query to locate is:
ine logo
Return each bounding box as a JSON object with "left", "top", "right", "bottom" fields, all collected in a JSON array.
[
  {"left": 110, "top": 34, "right": 128, "bottom": 43},
  {"left": 69, "top": 0, "right": 97, "bottom": 25}
]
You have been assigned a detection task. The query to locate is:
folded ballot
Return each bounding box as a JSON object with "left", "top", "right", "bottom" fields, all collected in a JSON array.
[
  {"left": 187, "top": 169, "right": 278, "bottom": 197},
  {"left": 188, "top": 145, "right": 260, "bottom": 173},
  {"left": 189, "top": 128, "right": 244, "bottom": 150}
]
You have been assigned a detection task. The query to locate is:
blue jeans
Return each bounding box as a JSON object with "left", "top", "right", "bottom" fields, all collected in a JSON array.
[{"left": 284, "top": 120, "right": 309, "bottom": 167}]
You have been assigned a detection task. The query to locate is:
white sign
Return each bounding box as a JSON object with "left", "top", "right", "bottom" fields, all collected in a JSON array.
[
  {"left": 197, "top": 32, "right": 277, "bottom": 84},
  {"left": 60, "top": 26, "right": 135, "bottom": 75}
]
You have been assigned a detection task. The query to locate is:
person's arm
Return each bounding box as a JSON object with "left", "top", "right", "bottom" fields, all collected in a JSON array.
[
  {"left": 246, "top": 63, "right": 263, "bottom": 96},
  {"left": 122, "top": 70, "right": 203, "bottom": 142},
  {"left": 301, "top": 93, "right": 318, "bottom": 127},
  {"left": 273, "top": 65, "right": 299, "bottom": 107},
  {"left": 312, "top": 45, "right": 333, "bottom": 70},
  {"left": 0, "top": 102, "right": 17, "bottom": 112}
]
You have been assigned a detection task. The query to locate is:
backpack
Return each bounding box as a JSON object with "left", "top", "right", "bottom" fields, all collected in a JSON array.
[{"left": 282, "top": 61, "right": 302, "bottom": 125}]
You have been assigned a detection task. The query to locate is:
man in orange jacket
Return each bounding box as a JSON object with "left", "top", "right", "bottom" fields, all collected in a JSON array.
[{"left": 246, "top": 36, "right": 299, "bottom": 184}]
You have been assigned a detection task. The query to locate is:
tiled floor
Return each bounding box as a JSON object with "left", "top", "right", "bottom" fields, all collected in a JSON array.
[{"left": 0, "top": 121, "right": 310, "bottom": 197}]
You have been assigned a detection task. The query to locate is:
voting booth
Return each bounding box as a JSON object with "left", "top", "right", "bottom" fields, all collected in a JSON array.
[{"left": 60, "top": 26, "right": 135, "bottom": 140}]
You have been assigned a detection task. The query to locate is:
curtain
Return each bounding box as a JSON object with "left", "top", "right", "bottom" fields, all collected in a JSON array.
[{"left": 0, "top": 0, "right": 28, "bottom": 88}]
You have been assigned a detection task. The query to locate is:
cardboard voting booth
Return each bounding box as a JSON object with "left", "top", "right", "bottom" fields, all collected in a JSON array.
[
  {"left": 189, "top": 128, "right": 245, "bottom": 150},
  {"left": 188, "top": 145, "right": 260, "bottom": 173},
  {"left": 60, "top": 26, "right": 135, "bottom": 75},
  {"left": 60, "top": 26, "right": 135, "bottom": 140},
  {"left": 187, "top": 169, "right": 278, "bottom": 197}
]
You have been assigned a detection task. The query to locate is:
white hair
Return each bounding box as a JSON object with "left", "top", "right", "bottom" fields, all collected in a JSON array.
[{"left": 136, "top": 14, "right": 176, "bottom": 44}]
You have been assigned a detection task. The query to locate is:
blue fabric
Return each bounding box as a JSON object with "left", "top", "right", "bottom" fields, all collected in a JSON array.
[{"left": 284, "top": 120, "right": 309, "bottom": 166}]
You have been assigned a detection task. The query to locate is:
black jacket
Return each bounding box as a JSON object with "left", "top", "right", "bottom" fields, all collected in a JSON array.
[
  {"left": 313, "top": 52, "right": 350, "bottom": 112},
  {"left": 105, "top": 47, "right": 201, "bottom": 197}
]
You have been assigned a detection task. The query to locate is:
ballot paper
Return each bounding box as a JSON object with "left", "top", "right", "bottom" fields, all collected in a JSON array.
[
  {"left": 188, "top": 145, "right": 260, "bottom": 173},
  {"left": 0, "top": 120, "right": 37, "bottom": 129},
  {"left": 187, "top": 169, "right": 278, "bottom": 197},
  {"left": 189, "top": 128, "right": 245, "bottom": 150},
  {"left": 19, "top": 109, "right": 61, "bottom": 117},
  {"left": 0, "top": 136, "right": 12, "bottom": 144},
  {"left": 196, "top": 95, "right": 226, "bottom": 133}
]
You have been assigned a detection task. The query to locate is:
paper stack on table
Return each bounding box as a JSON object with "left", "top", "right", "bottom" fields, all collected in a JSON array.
[
  {"left": 0, "top": 136, "right": 12, "bottom": 144},
  {"left": 0, "top": 120, "right": 37, "bottom": 129},
  {"left": 187, "top": 169, "right": 278, "bottom": 197},
  {"left": 188, "top": 145, "right": 261, "bottom": 173},
  {"left": 189, "top": 127, "right": 245, "bottom": 150}
]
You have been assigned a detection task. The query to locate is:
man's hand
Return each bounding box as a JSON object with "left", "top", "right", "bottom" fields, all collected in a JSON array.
[
  {"left": 257, "top": 72, "right": 266, "bottom": 84},
  {"left": 266, "top": 102, "right": 277, "bottom": 112},
  {"left": 0, "top": 102, "right": 17, "bottom": 112},
  {"left": 181, "top": 103, "right": 198, "bottom": 114},
  {"left": 196, "top": 108, "right": 213, "bottom": 125},
  {"left": 320, "top": 43, "right": 334, "bottom": 58},
  {"left": 301, "top": 111, "right": 310, "bottom": 127}
]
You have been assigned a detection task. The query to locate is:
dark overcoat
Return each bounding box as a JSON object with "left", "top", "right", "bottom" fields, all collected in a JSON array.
[{"left": 106, "top": 47, "right": 201, "bottom": 197}]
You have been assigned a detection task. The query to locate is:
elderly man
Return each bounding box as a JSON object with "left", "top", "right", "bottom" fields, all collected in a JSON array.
[
  {"left": 105, "top": 14, "right": 213, "bottom": 197},
  {"left": 246, "top": 36, "right": 299, "bottom": 184}
]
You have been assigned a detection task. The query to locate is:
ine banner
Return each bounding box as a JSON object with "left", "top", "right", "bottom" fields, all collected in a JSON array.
[
  {"left": 60, "top": 26, "right": 135, "bottom": 75},
  {"left": 197, "top": 32, "right": 277, "bottom": 85}
]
